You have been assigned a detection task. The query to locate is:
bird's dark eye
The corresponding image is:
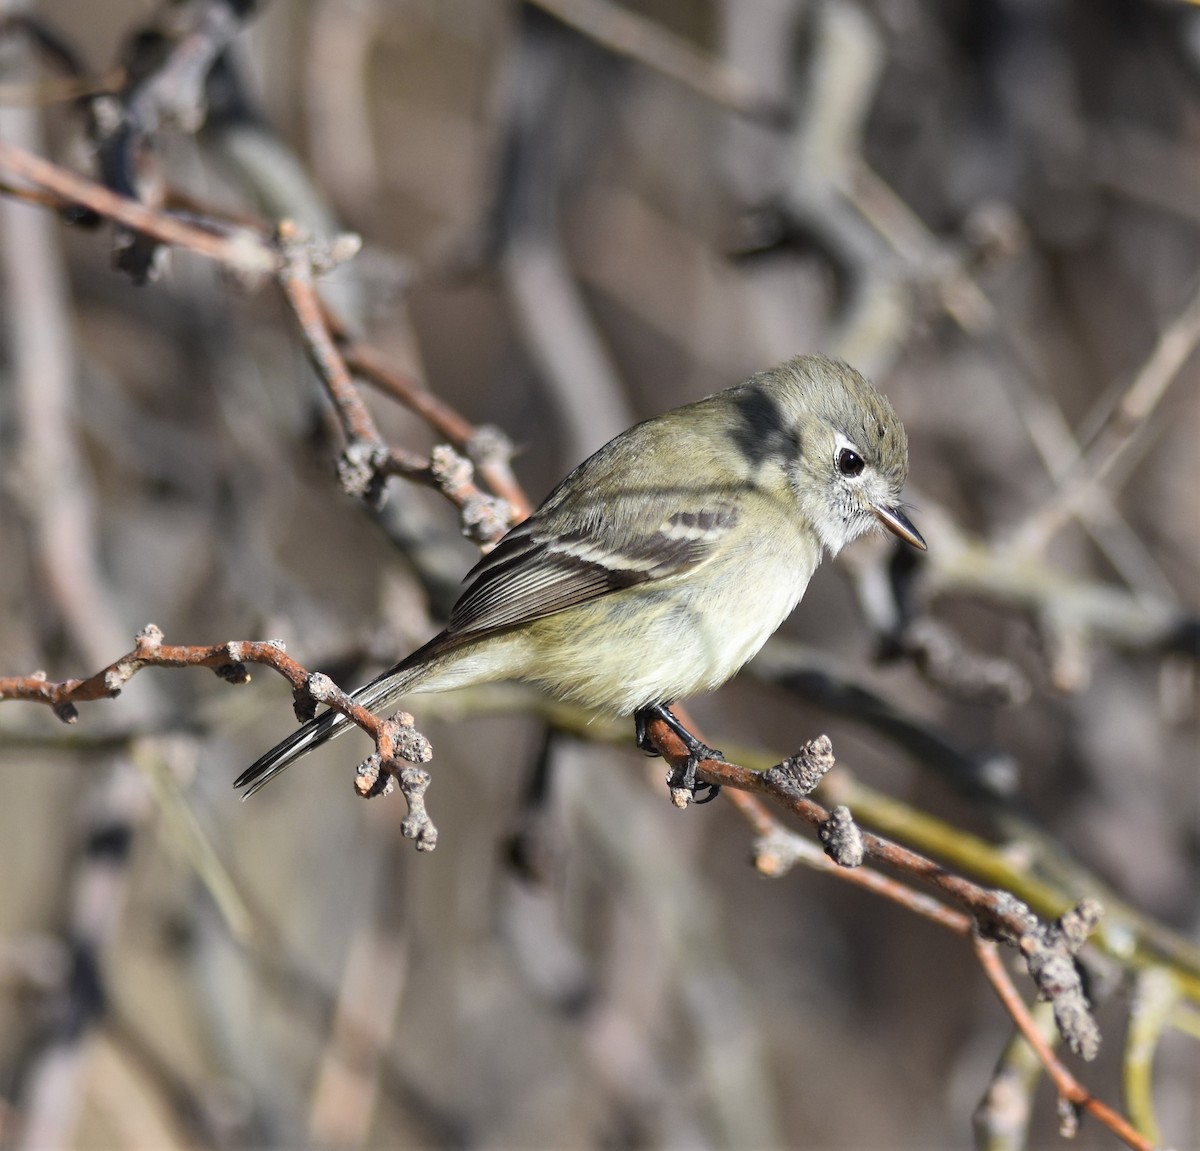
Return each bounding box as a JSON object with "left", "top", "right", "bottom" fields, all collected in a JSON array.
[{"left": 836, "top": 448, "right": 865, "bottom": 477}]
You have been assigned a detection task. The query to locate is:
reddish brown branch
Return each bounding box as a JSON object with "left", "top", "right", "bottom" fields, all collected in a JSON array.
[
  {"left": 328, "top": 320, "right": 474, "bottom": 445},
  {"left": 330, "top": 316, "right": 533, "bottom": 523},
  {"left": 0, "top": 625, "right": 437, "bottom": 846},
  {"left": 277, "top": 232, "right": 383, "bottom": 454},
  {"left": 648, "top": 712, "right": 1032, "bottom": 934},
  {"left": 0, "top": 136, "right": 276, "bottom": 275},
  {"left": 716, "top": 751, "right": 975, "bottom": 934},
  {"left": 0, "top": 143, "right": 531, "bottom": 529},
  {"left": 0, "top": 622, "right": 400, "bottom": 750},
  {"left": 647, "top": 712, "right": 1102, "bottom": 1061},
  {"left": 0, "top": 624, "right": 287, "bottom": 722},
  {"left": 746, "top": 796, "right": 975, "bottom": 935},
  {"left": 274, "top": 220, "right": 395, "bottom": 506},
  {"left": 973, "top": 937, "right": 1152, "bottom": 1151},
  {"left": 525, "top": 0, "right": 785, "bottom": 122}
]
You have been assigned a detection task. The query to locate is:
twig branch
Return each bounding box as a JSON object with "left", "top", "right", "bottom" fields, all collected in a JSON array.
[
  {"left": 345, "top": 357, "right": 532, "bottom": 524},
  {"left": 0, "top": 135, "right": 276, "bottom": 276},
  {"left": 0, "top": 626, "right": 437, "bottom": 847},
  {"left": 1, "top": 624, "right": 287, "bottom": 721},
  {"left": 273, "top": 218, "right": 402, "bottom": 508},
  {"left": 644, "top": 712, "right": 1103, "bottom": 1062},
  {"left": 0, "top": 142, "right": 528, "bottom": 538},
  {"left": 325, "top": 309, "right": 532, "bottom": 522},
  {"left": 738, "top": 786, "right": 975, "bottom": 935},
  {"left": 973, "top": 936, "right": 1152, "bottom": 1151},
  {"left": 651, "top": 714, "right": 1033, "bottom": 937}
]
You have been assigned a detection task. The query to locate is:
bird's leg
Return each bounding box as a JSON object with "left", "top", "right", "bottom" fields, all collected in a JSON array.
[{"left": 633, "top": 703, "right": 722, "bottom": 804}]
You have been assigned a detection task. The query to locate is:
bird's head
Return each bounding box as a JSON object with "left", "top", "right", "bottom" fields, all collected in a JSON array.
[{"left": 750, "top": 355, "right": 926, "bottom": 556}]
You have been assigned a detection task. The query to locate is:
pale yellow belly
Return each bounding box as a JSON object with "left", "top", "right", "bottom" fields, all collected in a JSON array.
[{"left": 520, "top": 537, "right": 819, "bottom": 714}]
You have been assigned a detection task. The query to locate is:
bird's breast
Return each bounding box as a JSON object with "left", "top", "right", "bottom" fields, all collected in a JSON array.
[{"left": 522, "top": 524, "right": 820, "bottom": 714}]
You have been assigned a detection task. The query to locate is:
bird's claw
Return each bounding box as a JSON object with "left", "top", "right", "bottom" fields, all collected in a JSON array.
[
  {"left": 666, "top": 755, "right": 722, "bottom": 804},
  {"left": 634, "top": 705, "right": 723, "bottom": 804}
]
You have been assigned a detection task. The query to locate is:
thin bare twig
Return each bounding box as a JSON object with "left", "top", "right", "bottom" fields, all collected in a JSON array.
[
  {"left": 278, "top": 221, "right": 380, "bottom": 451},
  {"left": 0, "top": 136, "right": 276, "bottom": 275},
  {"left": 325, "top": 310, "right": 533, "bottom": 522},
  {"left": 0, "top": 624, "right": 438, "bottom": 846},
  {"left": 973, "top": 936, "right": 1152, "bottom": 1151},
  {"left": 274, "top": 219, "right": 401, "bottom": 507},
  {"left": 0, "top": 143, "right": 527, "bottom": 540},
  {"left": 0, "top": 624, "right": 293, "bottom": 720},
  {"left": 739, "top": 787, "right": 974, "bottom": 935},
  {"left": 646, "top": 713, "right": 1106, "bottom": 1060}
]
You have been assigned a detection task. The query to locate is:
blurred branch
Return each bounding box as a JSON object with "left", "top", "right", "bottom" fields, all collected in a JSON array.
[
  {"left": 1092, "top": 122, "right": 1200, "bottom": 227},
  {"left": 307, "top": 912, "right": 407, "bottom": 1146},
  {"left": 87, "top": 0, "right": 255, "bottom": 281},
  {"left": 838, "top": 157, "right": 1188, "bottom": 603},
  {"left": 303, "top": 0, "right": 382, "bottom": 224},
  {"left": 99, "top": 1011, "right": 231, "bottom": 1147},
  {"left": 132, "top": 739, "right": 257, "bottom": 945},
  {"left": 0, "top": 10, "right": 97, "bottom": 88},
  {"left": 973, "top": 999, "right": 1058, "bottom": 1151},
  {"left": 493, "top": 9, "right": 636, "bottom": 459},
  {"left": 744, "top": 5, "right": 1191, "bottom": 617},
  {"left": 526, "top": 0, "right": 785, "bottom": 121},
  {"left": 327, "top": 312, "right": 532, "bottom": 522},
  {"left": 0, "top": 37, "right": 144, "bottom": 1140},
  {"left": 834, "top": 120, "right": 1187, "bottom": 604},
  {"left": 551, "top": 742, "right": 784, "bottom": 1147},
  {"left": 1009, "top": 278, "right": 1200, "bottom": 555},
  {"left": 916, "top": 502, "right": 1197, "bottom": 692},
  {"left": 733, "top": 0, "right": 912, "bottom": 377},
  {"left": 1123, "top": 967, "right": 1182, "bottom": 1146}
]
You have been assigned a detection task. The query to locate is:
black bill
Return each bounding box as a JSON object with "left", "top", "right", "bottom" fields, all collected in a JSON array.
[{"left": 872, "top": 503, "right": 927, "bottom": 551}]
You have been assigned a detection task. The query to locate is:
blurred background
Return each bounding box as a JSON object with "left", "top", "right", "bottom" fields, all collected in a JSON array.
[{"left": 0, "top": 0, "right": 1197, "bottom": 1147}]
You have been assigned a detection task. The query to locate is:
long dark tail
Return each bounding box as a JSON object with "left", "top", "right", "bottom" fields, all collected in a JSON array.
[{"left": 234, "top": 636, "right": 448, "bottom": 798}]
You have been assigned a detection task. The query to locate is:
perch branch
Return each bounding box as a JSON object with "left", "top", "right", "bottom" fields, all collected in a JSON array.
[{"left": 644, "top": 712, "right": 1104, "bottom": 1061}]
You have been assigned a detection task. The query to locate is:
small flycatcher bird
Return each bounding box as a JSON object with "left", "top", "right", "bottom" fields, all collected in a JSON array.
[{"left": 236, "top": 354, "right": 925, "bottom": 798}]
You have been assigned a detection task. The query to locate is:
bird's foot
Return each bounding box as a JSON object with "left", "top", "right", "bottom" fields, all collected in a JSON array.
[
  {"left": 666, "top": 755, "right": 722, "bottom": 805},
  {"left": 633, "top": 704, "right": 722, "bottom": 805}
]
